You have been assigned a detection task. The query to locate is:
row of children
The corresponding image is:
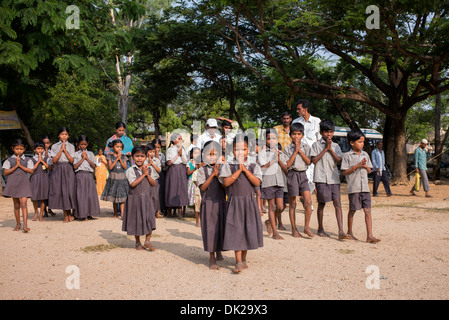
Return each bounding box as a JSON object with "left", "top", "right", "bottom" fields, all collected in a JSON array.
[{"left": 2, "top": 119, "right": 380, "bottom": 273}]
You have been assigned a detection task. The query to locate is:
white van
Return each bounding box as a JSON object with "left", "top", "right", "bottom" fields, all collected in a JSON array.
[{"left": 332, "top": 126, "right": 383, "bottom": 153}]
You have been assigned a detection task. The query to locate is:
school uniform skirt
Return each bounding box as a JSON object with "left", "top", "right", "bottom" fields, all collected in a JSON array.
[
  {"left": 165, "top": 164, "right": 188, "bottom": 207},
  {"left": 200, "top": 198, "right": 226, "bottom": 252},
  {"left": 3, "top": 171, "right": 32, "bottom": 198},
  {"left": 75, "top": 171, "right": 100, "bottom": 219},
  {"left": 122, "top": 193, "right": 156, "bottom": 236},
  {"left": 30, "top": 173, "right": 49, "bottom": 201},
  {"left": 48, "top": 162, "right": 76, "bottom": 210}
]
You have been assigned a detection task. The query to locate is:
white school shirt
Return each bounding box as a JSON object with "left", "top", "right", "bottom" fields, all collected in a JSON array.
[
  {"left": 310, "top": 138, "right": 342, "bottom": 184},
  {"left": 126, "top": 164, "right": 159, "bottom": 184},
  {"left": 257, "top": 148, "right": 287, "bottom": 188},
  {"left": 73, "top": 150, "right": 96, "bottom": 173},
  {"left": 49, "top": 141, "right": 75, "bottom": 163},
  {"left": 166, "top": 145, "right": 187, "bottom": 165},
  {"left": 2, "top": 155, "right": 34, "bottom": 170},
  {"left": 219, "top": 159, "right": 263, "bottom": 184}
]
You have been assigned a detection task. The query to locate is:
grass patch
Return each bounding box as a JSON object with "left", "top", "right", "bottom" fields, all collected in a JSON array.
[
  {"left": 81, "top": 244, "right": 121, "bottom": 253},
  {"left": 337, "top": 249, "right": 355, "bottom": 254}
]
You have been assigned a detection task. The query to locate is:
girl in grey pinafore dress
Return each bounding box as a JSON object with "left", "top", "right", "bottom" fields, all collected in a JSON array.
[
  {"left": 2, "top": 139, "right": 34, "bottom": 232},
  {"left": 122, "top": 145, "right": 159, "bottom": 250}
]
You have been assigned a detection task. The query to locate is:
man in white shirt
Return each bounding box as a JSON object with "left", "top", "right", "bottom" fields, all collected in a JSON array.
[
  {"left": 196, "top": 118, "right": 222, "bottom": 150},
  {"left": 292, "top": 99, "right": 321, "bottom": 196}
]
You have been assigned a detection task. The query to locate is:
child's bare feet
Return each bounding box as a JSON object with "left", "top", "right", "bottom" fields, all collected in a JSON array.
[
  {"left": 304, "top": 227, "right": 314, "bottom": 237},
  {"left": 215, "top": 252, "right": 224, "bottom": 261},
  {"left": 338, "top": 232, "right": 350, "bottom": 239},
  {"left": 272, "top": 233, "right": 284, "bottom": 240},
  {"left": 233, "top": 262, "right": 245, "bottom": 274},
  {"left": 23, "top": 225, "right": 30, "bottom": 233},
  {"left": 264, "top": 220, "right": 272, "bottom": 237},
  {"left": 366, "top": 236, "right": 381, "bottom": 243},
  {"left": 32, "top": 213, "right": 38, "bottom": 221},
  {"left": 13, "top": 224, "right": 21, "bottom": 231},
  {"left": 277, "top": 224, "right": 286, "bottom": 231},
  {"left": 317, "top": 230, "right": 330, "bottom": 237},
  {"left": 292, "top": 228, "right": 303, "bottom": 238},
  {"left": 347, "top": 232, "right": 358, "bottom": 241}
]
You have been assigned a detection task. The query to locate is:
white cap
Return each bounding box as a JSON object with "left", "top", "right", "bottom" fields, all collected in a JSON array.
[
  {"left": 206, "top": 119, "right": 218, "bottom": 127},
  {"left": 421, "top": 139, "right": 428, "bottom": 144}
]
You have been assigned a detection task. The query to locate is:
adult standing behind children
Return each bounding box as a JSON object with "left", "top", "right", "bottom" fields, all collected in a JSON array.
[
  {"left": 372, "top": 141, "right": 392, "bottom": 197},
  {"left": 104, "top": 122, "right": 134, "bottom": 157},
  {"left": 410, "top": 139, "right": 432, "bottom": 198},
  {"left": 196, "top": 119, "right": 222, "bottom": 150},
  {"left": 274, "top": 111, "right": 292, "bottom": 151},
  {"left": 292, "top": 99, "right": 321, "bottom": 197}
]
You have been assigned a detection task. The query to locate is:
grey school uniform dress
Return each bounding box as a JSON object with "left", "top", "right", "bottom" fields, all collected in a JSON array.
[
  {"left": 122, "top": 165, "right": 159, "bottom": 236},
  {"left": 48, "top": 141, "right": 76, "bottom": 210},
  {"left": 220, "top": 160, "right": 264, "bottom": 251},
  {"left": 310, "top": 139, "right": 343, "bottom": 203},
  {"left": 156, "top": 152, "right": 166, "bottom": 211},
  {"left": 30, "top": 155, "right": 52, "bottom": 201},
  {"left": 165, "top": 146, "right": 189, "bottom": 207},
  {"left": 101, "top": 153, "right": 129, "bottom": 203},
  {"left": 341, "top": 150, "right": 373, "bottom": 210},
  {"left": 283, "top": 142, "right": 311, "bottom": 197},
  {"left": 258, "top": 148, "right": 287, "bottom": 199},
  {"left": 146, "top": 157, "right": 161, "bottom": 212},
  {"left": 197, "top": 164, "right": 226, "bottom": 253},
  {"left": 74, "top": 150, "right": 100, "bottom": 219},
  {"left": 2, "top": 155, "right": 33, "bottom": 198}
]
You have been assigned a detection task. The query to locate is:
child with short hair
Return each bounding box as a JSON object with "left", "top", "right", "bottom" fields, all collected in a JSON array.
[
  {"left": 310, "top": 120, "right": 348, "bottom": 239},
  {"left": 30, "top": 141, "right": 52, "bottom": 221},
  {"left": 122, "top": 145, "right": 159, "bottom": 250},
  {"left": 2, "top": 139, "right": 34, "bottom": 232},
  {"left": 198, "top": 141, "right": 226, "bottom": 269},
  {"left": 259, "top": 129, "right": 288, "bottom": 240},
  {"left": 220, "top": 134, "right": 264, "bottom": 273},
  {"left": 341, "top": 130, "right": 380, "bottom": 243},
  {"left": 283, "top": 123, "right": 313, "bottom": 238},
  {"left": 101, "top": 139, "right": 129, "bottom": 218}
]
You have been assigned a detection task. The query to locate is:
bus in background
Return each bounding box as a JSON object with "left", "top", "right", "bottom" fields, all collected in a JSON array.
[{"left": 332, "top": 126, "right": 383, "bottom": 153}]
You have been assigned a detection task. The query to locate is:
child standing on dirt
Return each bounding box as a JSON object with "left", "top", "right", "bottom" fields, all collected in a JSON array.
[{"left": 341, "top": 130, "right": 380, "bottom": 243}]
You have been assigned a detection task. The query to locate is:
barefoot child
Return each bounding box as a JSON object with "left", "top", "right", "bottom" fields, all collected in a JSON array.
[
  {"left": 310, "top": 120, "right": 347, "bottom": 239},
  {"left": 101, "top": 139, "right": 129, "bottom": 218},
  {"left": 197, "top": 141, "right": 226, "bottom": 270},
  {"left": 220, "top": 134, "right": 264, "bottom": 273},
  {"left": 341, "top": 130, "right": 381, "bottom": 243},
  {"left": 30, "top": 141, "right": 52, "bottom": 221},
  {"left": 73, "top": 135, "right": 100, "bottom": 220},
  {"left": 145, "top": 143, "right": 161, "bottom": 217},
  {"left": 122, "top": 145, "right": 159, "bottom": 251},
  {"left": 2, "top": 139, "right": 34, "bottom": 232},
  {"left": 165, "top": 133, "right": 189, "bottom": 219},
  {"left": 258, "top": 129, "right": 288, "bottom": 240},
  {"left": 283, "top": 123, "right": 313, "bottom": 238},
  {"left": 48, "top": 127, "right": 76, "bottom": 223}
]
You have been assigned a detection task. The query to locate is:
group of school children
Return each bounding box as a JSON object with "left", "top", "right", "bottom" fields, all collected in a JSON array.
[{"left": 2, "top": 118, "right": 380, "bottom": 274}]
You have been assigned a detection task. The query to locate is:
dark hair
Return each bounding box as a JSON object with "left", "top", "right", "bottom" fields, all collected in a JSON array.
[
  {"left": 42, "top": 135, "right": 51, "bottom": 142},
  {"left": 202, "top": 141, "right": 221, "bottom": 163},
  {"left": 57, "top": 127, "right": 69, "bottom": 136},
  {"left": 12, "top": 138, "right": 26, "bottom": 148},
  {"left": 295, "top": 99, "right": 310, "bottom": 111},
  {"left": 152, "top": 138, "right": 162, "bottom": 146},
  {"left": 190, "top": 134, "right": 197, "bottom": 143},
  {"left": 222, "top": 120, "right": 232, "bottom": 128},
  {"left": 290, "top": 123, "right": 304, "bottom": 136},
  {"left": 277, "top": 143, "right": 282, "bottom": 150},
  {"left": 347, "top": 130, "right": 365, "bottom": 143},
  {"left": 190, "top": 147, "right": 200, "bottom": 160},
  {"left": 34, "top": 141, "right": 45, "bottom": 149},
  {"left": 115, "top": 122, "right": 126, "bottom": 130},
  {"left": 265, "top": 128, "right": 278, "bottom": 140},
  {"left": 132, "top": 145, "right": 147, "bottom": 157},
  {"left": 233, "top": 133, "right": 249, "bottom": 147},
  {"left": 281, "top": 111, "right": 291, "bottom": 118},
  {"left": 77, "top": 135, "right": 89, "bottom": 144},
  {"left": 319, "top": 119, "right": 335, "bottom": 132},
  {"left": 146, "top": 143, "right": 155, "bottom": 151},
  {"left": 108, "top": 139, "right": 124, "bottom": 149}
]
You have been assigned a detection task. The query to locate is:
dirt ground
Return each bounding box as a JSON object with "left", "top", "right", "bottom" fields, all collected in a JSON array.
[{"left": 1, "top": 180, "right": 448, "bottom": 301}]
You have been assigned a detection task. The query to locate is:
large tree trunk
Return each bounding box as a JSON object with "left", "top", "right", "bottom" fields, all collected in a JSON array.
[{"left": 390, "top": 115, "right": 409, "bottom": 185}]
